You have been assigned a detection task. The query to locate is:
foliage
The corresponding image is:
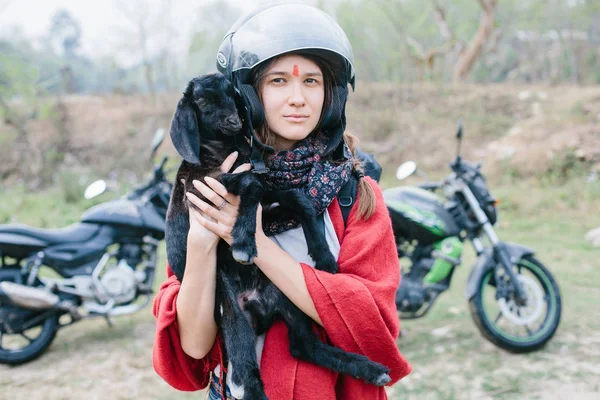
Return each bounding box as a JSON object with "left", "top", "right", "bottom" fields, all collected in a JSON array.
[
  {"left": 1, "top": 0, "right": 599, "bottom": 91},
  {"left": 184, "top": 0, "right": 242, "bottom": 77}
]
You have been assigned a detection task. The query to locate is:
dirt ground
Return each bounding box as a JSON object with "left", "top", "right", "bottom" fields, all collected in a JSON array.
[
  {"left": 2, "top": 196, "right": 600, "bottom": 400},
  {"left": 1, "top": 295, "right": 599, "bottom": 400},
  {"left": 2, "top": 83, "right": 600, "bottom": 399}
]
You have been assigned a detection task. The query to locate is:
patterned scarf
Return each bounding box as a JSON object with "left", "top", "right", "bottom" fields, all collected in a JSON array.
[{"left": 262, "top": 137, "right": 353, "bottom": 236}]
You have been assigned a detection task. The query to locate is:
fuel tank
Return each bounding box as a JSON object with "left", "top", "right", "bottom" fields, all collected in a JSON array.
[
  {"left": 383, "top": 186, "right": 460, "bottom": 245},
  {"left": 80, "top": 199, "right": 165, "bottom": 235}
]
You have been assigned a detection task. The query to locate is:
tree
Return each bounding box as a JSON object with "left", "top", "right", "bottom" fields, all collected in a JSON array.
[
  {"left": 453, "top": 0, "right": 498, "bottom": 82},
  {"left": 47, "top": 9, "right": 83, "bottom": 93},
  {"left": 184, "top": 0, "right": 241, "bottom": 78},
  {"left": 48, "top": 9, "right": 82, "bottom": 59},
  {"left": 114, "top": 0, "right": 164, "bottom": 93},
  {"left": 0, "top": 42, "right": 45, "bottom": 182}
]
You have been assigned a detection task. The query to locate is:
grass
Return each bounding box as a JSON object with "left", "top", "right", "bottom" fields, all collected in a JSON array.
[
  {"left": 1, "top": 174, "right": 599, "bottom": 399},
  {"left": 387, "top": 177, "right": 600, "bottom": 399},
  {"left": 1, "top": 80, "right": 599, "bottom": 398}
]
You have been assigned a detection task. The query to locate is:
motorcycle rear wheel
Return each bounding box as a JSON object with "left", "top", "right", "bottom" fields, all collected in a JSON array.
[
  {"left": 0, "top": 268, "right": 59, "bottom": 365},
  {"left": 469, "top": 255, "right": 561, "bottom": 353}
]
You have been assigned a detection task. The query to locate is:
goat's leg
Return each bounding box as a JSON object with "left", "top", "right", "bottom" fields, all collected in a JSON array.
[
  {"left": 219, "top": 172, "right": 265, "bottom": 265},
  {"left": 271, "top": 190, "right": 338, "bottom": 273},
  {"left": 165, "top": 175, "right": 191, "bottom": 282},
  {"left": 280, "top": 302, "right": 391, "bottom": 386},
  {"left": 218, "top": 269, "right": 268, "bottom": 400}
]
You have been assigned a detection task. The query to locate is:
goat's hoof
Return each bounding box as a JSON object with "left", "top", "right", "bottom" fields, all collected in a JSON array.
[
  {"left": 232, "top": 249, "right": 255, "bottom": 265},
  {"left": 316, "top": 261, "right": 338, "bottom": 274},
  {"left": 374, "top": 373, "right": 391, "bottom": 386},
  {"left": 227, "top": 378, "right": 245, "bottom": 399}
]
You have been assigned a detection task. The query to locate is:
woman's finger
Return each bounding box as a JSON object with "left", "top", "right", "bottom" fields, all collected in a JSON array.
[
  {"left": 186, "top": 192, "right": 234, "bottom": 226},
  {"left": 192, "top": 179, "right": 226, "bottom": 209},
  {"left": 192, "top": 209, "right": 232, "bottom": 241},
  {"left": 220, "top": 151, "right": 239, "bottom": 173},
  {"left": 186, "top": 193, "right": 212, "bottom": 220},
  {"left": 232, "top": 163, "right": 252, "bottom": 174},
  {"left": 189, "top": 205, "right": 215, "bottom": 224},
  {"left": 203, "top": 176, "right": 240, "bottom": 208}
]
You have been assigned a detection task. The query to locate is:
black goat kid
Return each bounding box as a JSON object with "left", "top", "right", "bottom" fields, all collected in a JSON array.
[{"left": 165, "top": 73, "right": 391, "bottom": 400}]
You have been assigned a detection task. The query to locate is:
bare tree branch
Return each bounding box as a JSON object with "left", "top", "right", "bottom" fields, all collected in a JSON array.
[
  {"left": 453, "top": 0, "right": 498, "bottom": 83},
  {"left": 431, "top": 0, "right": 453, "bottom": 41},
  {"left": 477, "top": 0, "right": 490, "bottom": 13},
  {"left": 113, "top": 0, "right": 157, "bottom": 93},
  {"left": 375, "top": 0, "right": 408, "bottom": 37}
]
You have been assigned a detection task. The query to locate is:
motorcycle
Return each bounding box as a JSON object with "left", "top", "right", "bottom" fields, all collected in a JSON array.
[
  {"left": 0, "top": 129, "right": 173, "bottom": 365},
  {"left": 385, "top": 121, "right": 562, "bottom": 352}
]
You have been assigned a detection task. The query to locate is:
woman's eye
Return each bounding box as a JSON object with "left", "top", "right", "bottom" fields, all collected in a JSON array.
[
  {"left": 271, "top": 78, "right": 285, "bottom": 84},
  {"left": 305, "top": 78, "right": 317, "bottom": 84}
]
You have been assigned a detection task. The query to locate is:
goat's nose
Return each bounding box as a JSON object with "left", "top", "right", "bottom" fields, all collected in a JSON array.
[{"left": 226, "top": 116, "right": 239, "bottom": 125}]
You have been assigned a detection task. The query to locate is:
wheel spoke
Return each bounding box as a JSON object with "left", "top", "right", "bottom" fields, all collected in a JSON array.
[
  {"left": 494, "top": 311, "right": 503, "bottom": 324},
  {"left": 524, "top": 325, "right": 533, "bottom": 336},
  {"left": 20, "top": 332, "right": 34, "bottom": 343}
]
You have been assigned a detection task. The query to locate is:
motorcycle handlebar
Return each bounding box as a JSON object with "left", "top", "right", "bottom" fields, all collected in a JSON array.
[
  {"left": 419, "top": 182, "right": 442, "bottom": 191},
  {"left": 128, "top": 156, "right": 170, "bottom": 200},
  {"left": 159, "top": 155, "right": 168, "bottom": 170}
]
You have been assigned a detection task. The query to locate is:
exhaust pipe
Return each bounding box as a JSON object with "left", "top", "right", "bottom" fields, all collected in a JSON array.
[
  {"left": 109, "top": 295, "right": 151, "bottom": 316},
  {"left": 0, "top": 281, "right": 60, "bottom": 310}
]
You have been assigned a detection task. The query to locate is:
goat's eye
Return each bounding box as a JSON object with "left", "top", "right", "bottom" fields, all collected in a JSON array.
[{"left": 195, "top": 98, "right": 207, "bottom": 108}]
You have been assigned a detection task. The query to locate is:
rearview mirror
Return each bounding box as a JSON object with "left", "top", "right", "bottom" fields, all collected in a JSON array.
[
  {"left": 396, "top": 161, "right": 417, "bottom": 181},
  {"left": 151, "top": 128, "right": 165, "bottom": 152},
  {"left": 84, "top": 180, "right": 107, "bottom": 199}
]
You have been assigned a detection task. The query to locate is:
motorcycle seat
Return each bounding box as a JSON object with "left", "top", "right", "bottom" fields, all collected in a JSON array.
[{"left": 0, "top": 222, "right": 101, "bottom": 245}]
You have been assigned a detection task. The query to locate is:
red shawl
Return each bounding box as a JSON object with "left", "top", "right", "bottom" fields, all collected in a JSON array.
[{"left": 152, "top": 178, "right": 412, "bottom": 399}]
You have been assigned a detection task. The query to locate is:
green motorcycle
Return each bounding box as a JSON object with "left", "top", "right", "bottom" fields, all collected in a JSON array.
[{"left": 385, "top": 121, "right": 561, "bottom": 352}]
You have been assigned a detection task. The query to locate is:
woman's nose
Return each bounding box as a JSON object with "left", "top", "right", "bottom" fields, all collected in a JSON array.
[{"left": 288, "top": 82, "right": 306, "bottom": 106}]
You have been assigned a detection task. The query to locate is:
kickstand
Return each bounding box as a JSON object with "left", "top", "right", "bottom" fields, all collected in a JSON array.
[{"left": 104, "top": 314, "right": 115, "bottom": 327}]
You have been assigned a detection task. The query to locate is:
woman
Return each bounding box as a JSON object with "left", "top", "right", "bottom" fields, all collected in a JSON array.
[{"left": 153, "top": 4, "right": 411, "bottom": 399}]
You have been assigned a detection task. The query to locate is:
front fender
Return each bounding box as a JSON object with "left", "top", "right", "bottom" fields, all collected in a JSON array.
[
  {"left": 465, "top": 242, "right": 536, "bottom": 300},
  {"left": 465, "top": 248, "right": 495, "bottom": 300}
]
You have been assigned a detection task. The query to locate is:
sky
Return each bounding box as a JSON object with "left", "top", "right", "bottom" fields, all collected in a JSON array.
[{"left": 0, "top": 0, "right": 261, "bottom": 63}]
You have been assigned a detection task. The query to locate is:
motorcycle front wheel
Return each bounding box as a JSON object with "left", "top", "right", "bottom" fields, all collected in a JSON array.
[
  {"left": 0, "top": 268, "right": 59, "bottom": 365},
  {"left": 469, "top": 255, "right": 562, "bottom": 353}
]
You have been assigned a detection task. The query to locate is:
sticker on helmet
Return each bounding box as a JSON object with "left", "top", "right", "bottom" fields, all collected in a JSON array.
[{"left": 217, "top": 52, "right": 227, "bottom": 68}]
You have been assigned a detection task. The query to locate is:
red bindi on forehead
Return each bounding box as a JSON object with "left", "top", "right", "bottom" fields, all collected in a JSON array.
[{"left": 292, "top": 65, "right": 299, "bottom": 77}]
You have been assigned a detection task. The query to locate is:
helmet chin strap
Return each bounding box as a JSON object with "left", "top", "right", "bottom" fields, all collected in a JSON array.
[
  {"left": 331, "top": 137, "right": 351, "bottom": 161},
  {"left": 249, "top": 134, "right": 270, "bottom": 174}
]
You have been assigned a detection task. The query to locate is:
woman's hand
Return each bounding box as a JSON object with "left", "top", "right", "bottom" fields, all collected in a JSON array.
[{"left": 185, "top": 151, "right": 251, "bottom": 248}]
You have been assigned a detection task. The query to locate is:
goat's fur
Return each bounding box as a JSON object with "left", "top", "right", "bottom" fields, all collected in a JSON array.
[{"left": 165, "top": 72, "right": 391, "bottom": 400}]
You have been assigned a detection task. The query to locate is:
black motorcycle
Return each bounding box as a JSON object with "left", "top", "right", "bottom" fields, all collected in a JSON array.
[
  {"left": 385, "top": 121, "right": 562, "bottom": 352},
  {"left": 0, "top": 130, "right": 172, "bottom": 365}
]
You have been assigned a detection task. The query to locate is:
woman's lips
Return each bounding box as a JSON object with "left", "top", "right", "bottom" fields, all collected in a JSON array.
[{"left": 284, "top": 115, "right": 309, "bottom": 122}]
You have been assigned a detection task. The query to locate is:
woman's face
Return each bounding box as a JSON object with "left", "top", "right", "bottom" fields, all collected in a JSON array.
[{"left": 260, "top": 55, "right": 325, "bottom": 151}]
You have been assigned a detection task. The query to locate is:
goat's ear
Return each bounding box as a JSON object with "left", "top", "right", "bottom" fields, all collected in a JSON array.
[{"left": 170, "top": 97, "right": 201, "bottom": 165}]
